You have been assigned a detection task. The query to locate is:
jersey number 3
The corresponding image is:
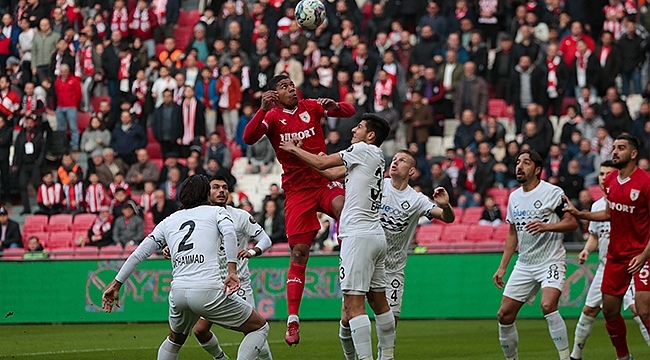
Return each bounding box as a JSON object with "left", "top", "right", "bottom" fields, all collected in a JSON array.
[{"left": 178, "top": 220, "right": 196, "bottom": 252}]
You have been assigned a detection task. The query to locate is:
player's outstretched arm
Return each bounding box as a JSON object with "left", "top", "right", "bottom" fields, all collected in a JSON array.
[
  {"left": 318, "top": 98, "right": 356, "bottom": 117},
  {"left": 243, "top": 90, "right": 277, "bottom": 145},
  {"left": 279, "top": 140, "right": 343, "bottom": 170},
  {"left": 562, "top": 195, "right": 610, "bottom": 221},
  {"left": 578, "top": 233, "right": 598, "bottom": 265},
  {"left": 430, "top": 187, "right": 455, "bottom": 223},
  {"left": 494, "top": 224, "right": 517, "bottom": 290}
]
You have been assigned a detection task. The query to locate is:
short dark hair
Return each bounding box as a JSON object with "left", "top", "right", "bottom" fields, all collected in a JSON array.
[
  {"left": 516, "top": 150, "right": 544, "bottom": 179},
  {"left": 601, "top": 160, "right": 616, "bottom": 168},
  {"left": 210, "top": 174, "right": 229, "bottom": 184},
  {"left": 268, "top": 74, "right": 290, "bottom": 90},
  {"left": 178, "top": 174, "right": 210, "bottom": 209},
  {"left": 615, "top": 134, "right": 640, "bottom": 151},
  {"left": 361, "top": 113, "right": 390, "bottom": 146}
]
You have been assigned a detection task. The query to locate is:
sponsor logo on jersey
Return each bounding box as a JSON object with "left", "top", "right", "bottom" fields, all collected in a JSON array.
[
  {"left": 279, "top": 127, "right": 316, "bottom": 142},
  {"left": 609, "top": 201, "right": 636, "bottom": 213},
  {"left": 631, "top": 189, "right": 640, "bottom": 201},
  {"left": 299, "top": 111, "right": 310, "bottom": 123},
  {"left": 512, "top": 208, "right": 546, "bottom": 218}
]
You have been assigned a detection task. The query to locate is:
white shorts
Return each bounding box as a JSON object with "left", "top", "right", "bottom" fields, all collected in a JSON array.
[
  {"left": 503, "top": 260, "right": 566, "bottom": 304},
  {"left": 168, "top": 288, "right": 253, "bottom": 334},
  {"left": 234, "top": 281, "right": 255, "bottom": 307},
  {"left": 385, "top": 271, "right": 405, "bottom": 317},
  {"left": 585, "top": 265, "right": 635, "bottom": 310},
  {"left": 339, "top": 233, "right": 387, "bottom": 295}
]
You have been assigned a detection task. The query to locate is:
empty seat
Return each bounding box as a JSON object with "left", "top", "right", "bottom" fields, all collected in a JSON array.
[
  {"left": 48, "top": 214, "right": 73, "bottom": 232},
  {"left": 461, "top": 207, "right": 483, "bottom": 224},
  {"left": 488, "top": 99, "right": 509, "bottom": 118},
  {"left": 146, "top": 142, "right": 163, "bottom": 160},
  {"left": 50, "top": 248, "right": 74, "bottom": 259},
  {"left": 415, "top": 225, "right": 442, "bottom": 245},
  {"left": 100, "top": 245, "right": 123, "bottom": 258},
  {"left": 493, "top": 224, "right": 510, "bottom": 241},
  {"left": 465, "top": 225, "right": 495, "bottom": 242},
  {"left": 24, "top": 215, "right": 49, "bottom": 227},
  {"left": 74, "top": 213, "right": 98, "bottom": 224},
  {"left": 1, "top": 247, "right": 25, "bottom": 260},
  {"left": 77, "top": 111, "right": 91, "bottom": 133},
  {"left": 48, "top": 233, "right": 74, "bottom": 249},
  {"left": 74, "top": 247, "right": 100, "bottom": 258},
  {"left": 441, "top": 225, "right": 468, "bottom": 242}
]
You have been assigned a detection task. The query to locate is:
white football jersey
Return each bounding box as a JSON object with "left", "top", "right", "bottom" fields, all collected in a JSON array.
[
  {"left": 588, "top": 198, "right": 610, "bottom": 266},
  {"left": 506, "top": 181, "right": 566, "bottom": 265},
  {"left": 338, "top": 142, "right": 385, "bottom": 237},
  {"left": 380, "top": 178, "right": 436, "bottom": 272},
  {"left": 217, "top": 206, "right": 266, "bottom": 285},
  {"left": 147, "top": 205, "right": 235, "bottom": 289}
]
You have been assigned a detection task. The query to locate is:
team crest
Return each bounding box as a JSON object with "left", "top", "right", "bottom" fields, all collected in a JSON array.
[
  {"left": 534, "top": 200, "right": 542, "bottom": 209},
  {"left": 401, "top": 201, "right": 410, "bottom": 210},
  {"left": 631, "top": 189, "right": 640, "bottom": 201},
  {"left": 299, "top": 111, "right": 310, "bottom": 123}
]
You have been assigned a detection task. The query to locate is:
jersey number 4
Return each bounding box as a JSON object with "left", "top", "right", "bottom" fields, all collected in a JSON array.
[{"left": 178, "top": 220, "right": 196, "bottom": 252}]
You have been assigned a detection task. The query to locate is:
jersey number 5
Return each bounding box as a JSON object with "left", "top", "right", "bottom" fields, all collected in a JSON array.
[{"left": 178, "top": 220, "right": 196, "bottom": 252}]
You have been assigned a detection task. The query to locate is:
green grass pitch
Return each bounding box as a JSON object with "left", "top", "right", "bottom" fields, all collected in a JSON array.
[{"left": 0, "top": 319, "right": 647, "bottom": 359}]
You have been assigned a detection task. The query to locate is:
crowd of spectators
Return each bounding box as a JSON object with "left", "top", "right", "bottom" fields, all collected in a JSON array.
[{"left": 1, "top": 0, "right": 650, "bottom": 252}]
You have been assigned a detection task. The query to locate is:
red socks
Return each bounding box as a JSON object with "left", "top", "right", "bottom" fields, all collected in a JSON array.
[
  {"left": 287, "top": 262, "right": 307, "bottom": 316},
  {"left": 605, "top": 314, "right": 629, "bottom": 358}
]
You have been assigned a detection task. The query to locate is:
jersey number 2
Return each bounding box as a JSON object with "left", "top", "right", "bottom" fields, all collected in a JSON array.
[{"left": 178, "top": 220, "right": 196, "bottom": 252}]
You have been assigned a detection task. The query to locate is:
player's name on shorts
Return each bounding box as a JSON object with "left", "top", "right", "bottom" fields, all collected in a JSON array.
[
  {"left": 173, "top": 254, "right": 206, "bottom": 268},
  {"left": 609, "top": 201, "right": 636, "bottom": 213},
  {"left": 279, "top": 127, "right": 316, "bottom": 142}
]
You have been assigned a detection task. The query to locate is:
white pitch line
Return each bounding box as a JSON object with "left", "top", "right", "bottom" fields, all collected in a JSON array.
[{"left": 4, "top": 339, "right": 286, "bottom": 357}]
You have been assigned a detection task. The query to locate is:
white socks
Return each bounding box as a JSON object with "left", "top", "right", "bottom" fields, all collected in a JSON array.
[
  {"left": 157, "top": 338, "right": 182, "bottom": 360},
  {"left": 349, "top": 315, "right": 373, "bottom": 360},
  {"left": 237, "top": 323, "right": 270, "bottom": 360},
  {"left": 571, "top": 313, "right": 595, "bottom": 359},
  {"left": 339, "top": 321, "right": 356, "bottom": 360},
  {"left": 498, "top": 322, "right": 518, "bottom": 359},
  {"left": 287, "top": 314, "right": 299, "bottom": 325},
  {"left": 633, "top": 316, "right": 650, "bottom": 347},
  {"left": 545, "top": 310, "right": 570, "bottom": 360},
  {"left": 375, "top": 311, "right": 396, "bottom": 360},
  {"left": 198, "top": 331, "right": 225, "bottom": 359},
  {"left": 258, "top": 340, "right": 274, "bottom": 360}
]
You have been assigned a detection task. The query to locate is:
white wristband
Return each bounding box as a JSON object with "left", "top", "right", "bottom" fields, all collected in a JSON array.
[{"left": 247, "top": 249, "right": 257, "bottom": 257}]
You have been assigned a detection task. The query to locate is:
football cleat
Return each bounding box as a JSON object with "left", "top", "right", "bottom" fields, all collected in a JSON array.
[{"left": 285, "top": 321, "right": 300, "bottom": 346}]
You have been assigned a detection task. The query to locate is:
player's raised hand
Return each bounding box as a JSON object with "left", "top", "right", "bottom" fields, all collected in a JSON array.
[
  {"left": 562, "top": 195, "right": 579, "bottom": 216},
  {"left": 261, "top": 90, "right": 278, "bottom": 111},
  {"left": 578, "top": 249, "right": 590, "bottom": 264},
  {"left": 317, "top": 98, "right": 340, "bottom": 111},
  {"left": 493, "top": 268, "right": 506, "bottom": 289},
  {"left": 223, "top": 272, "right": 241, "bottom": 295},
  {"left": 524, "top": 220, "right": 547, "bottom": 235},
  {"left": 628, "top": 254, "right": 649, "bottom": 274},
  {"left": 101, "top": 279, "right": 122, "bottom": 313},
  {"left": 162, "top": 246, "right": 171, "bottom": 259},
  {"left": 433, "top": 187, "right": 450, "bottom": 207}
]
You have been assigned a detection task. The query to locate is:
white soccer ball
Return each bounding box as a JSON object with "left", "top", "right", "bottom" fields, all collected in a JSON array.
[{"left": 295, "top": 0, "right": 326, "bottom": 30}]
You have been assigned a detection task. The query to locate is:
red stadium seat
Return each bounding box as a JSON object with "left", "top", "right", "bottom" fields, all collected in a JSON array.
[
  {"left": 74, "top": 247, "right": 101, "bottom": 258},
  {"left": 100, "top": 245, "right": 123, "bottom": 258},
  {"left": 588, "top": 185, "right": 603, "bottom": 201},
  {"left": 146, "top": 142, "right": 163, "bottom": 160},
  {"left": 174, "top": 27, "right": 193, "bottom": 49},
  {"left": 90, "top": 95, "right": 111, "bottom": 113},
  {"left": 48, "top": 232, "right": 74, "bottom": 249},
  {"left": 155, "top": 43, "right": 166, "bottom": 57},
  {"left": 488, "top": 99, "right": 509, "bottom": 118},
  {"left": 24, "top": 215, "right": 49, "bottom": 227},
  {"left": 178, "top": 10, "right": 200, "bottom": 27},
  {"left": 465, "top": 225, "right": 495, "bottom": 242},
  {"left": 50, "top": 248, "right": 74, "bottom": 259},
  {"left": 77, "top": 111, "right": 91, "bottom": 133},
  {"left": 130, "top": 193, "right": 142, "bottom": 205},
  {"left": 461, "top": 207, "right": 483, "bottom": 224},
  {"left": 415, "top": 225, "right": 442, "bottom": 245},
  {"left": 441, "top": 225, "right": 468, "bottom": 242},
  {"left": 147, "top": 126, "right": 157, "bottom": 143},
  {"left": 22, "top": 223, "right": 46, "bottom": 234},
  {"left": 151, "top": 159, "right": 164, "bottom": 172},
  {"left": 48, "top": 214, "right": 73, "bottom": 232},
  {"left": 1, "top": 247, "right": 25, "bottom": 260},
  {"left": 74, "top": 213, "right": 97, "bottom": 225},
  {"left": 493, "top": 223, "right": 510, "bottom": 241}
]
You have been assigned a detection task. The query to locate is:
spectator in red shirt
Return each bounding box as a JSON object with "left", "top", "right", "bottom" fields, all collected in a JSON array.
[
  {"left": 129, "top": 0, "right": 157, "bottom": 59},
  {"left": 54, "top": 63, "right": 81, "bottom": 151},
  {"left": 559, "top": 20, "right": 595, "bottom": 70}
]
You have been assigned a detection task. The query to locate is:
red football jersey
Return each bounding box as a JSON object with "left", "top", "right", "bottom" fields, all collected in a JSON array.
[
  {"left": 262, "top": 99, "right": 329, "bottom": 191},
  {"left": 604, "top": 168, "right": 650, "bottom": 261}
]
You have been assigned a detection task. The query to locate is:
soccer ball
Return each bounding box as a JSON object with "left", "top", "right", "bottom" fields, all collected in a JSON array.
[{"left": 295, "top": 0, "right": 326, "bottom": 30}]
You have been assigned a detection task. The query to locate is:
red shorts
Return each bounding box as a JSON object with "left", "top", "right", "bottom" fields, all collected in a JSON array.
[
  {"left": 284, "top": 181, "right": 344, "bottom": 245},
  {"left": 601, "top": 258, "right": 650, "bottom": 296}
]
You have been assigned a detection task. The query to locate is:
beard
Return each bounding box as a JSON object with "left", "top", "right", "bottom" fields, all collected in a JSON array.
[{"left": 613, "top": 157, "right": 629, "bottom": 169}]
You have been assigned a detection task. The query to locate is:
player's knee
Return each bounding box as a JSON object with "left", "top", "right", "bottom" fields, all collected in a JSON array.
[
  {"left": 167, "top": 331, "right": 188, "bottom": 345},
  {"left": 540, "top": 301, "right": 558, "bottom": 315},
  {"left": 192, "top": 325, "right": 210, "bottom": 343},
  {"left": 583, "top": 306, "right": 600, "bottom": 318},
  {"left": 497, "top": 308, "right": 515, "bottom": 325}
]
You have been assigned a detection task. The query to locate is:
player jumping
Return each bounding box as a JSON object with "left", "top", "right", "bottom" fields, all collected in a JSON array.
[
  {"left": 565, "top": 134, "right": 650, "bottom": 360},
  {"left": 280, "top": 114, "right": 395, "bottom": 360},
  {"left": 493, "top": 150, "right": 579, "bottom": 360},
  {"left": 242, "top": 74, "right": 355, "bottom": 345}
]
